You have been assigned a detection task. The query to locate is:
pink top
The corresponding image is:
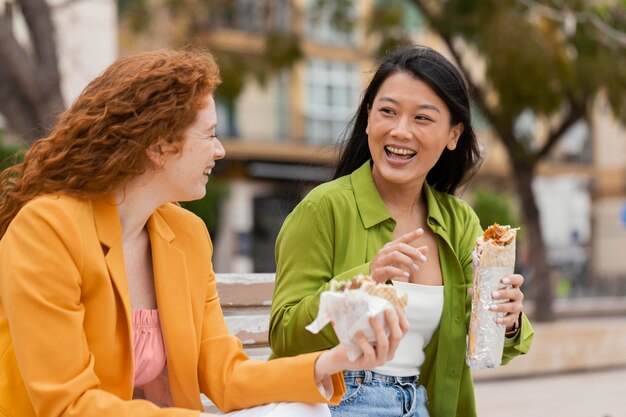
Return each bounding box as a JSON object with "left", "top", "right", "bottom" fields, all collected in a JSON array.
[{"left": 132, "top": 309, "right": 166, "bottom": 387}]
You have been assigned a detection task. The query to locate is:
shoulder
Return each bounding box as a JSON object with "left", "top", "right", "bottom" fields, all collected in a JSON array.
[
  {"left": 296, "top": 175, "right": 354, "bottom": 210},
  {"left": 155, "top": 203, "right": 206, "bottom": 229},
  {"left": 13, "top": 194, "right": 91, "bottom": 228},
  {"left": 154, "top": 203, "right": 209, "bottom": 242}
]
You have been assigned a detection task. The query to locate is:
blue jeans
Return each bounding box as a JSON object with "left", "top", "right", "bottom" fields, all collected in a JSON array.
[{"left": 330, "top": 370, "right": 430, "bottom": 417}]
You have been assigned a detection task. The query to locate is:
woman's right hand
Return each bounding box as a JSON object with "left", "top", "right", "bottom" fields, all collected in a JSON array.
[
  {"left": 370, "top": 228, "right": 428, "bottom": 283},
  {"left": 314, "top": 306, "right": 410, "bottom": 381}
]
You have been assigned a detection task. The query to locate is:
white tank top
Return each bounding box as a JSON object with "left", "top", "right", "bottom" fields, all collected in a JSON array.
[{"left": 373, "top": 280, "right": 444, "bottom": 377}]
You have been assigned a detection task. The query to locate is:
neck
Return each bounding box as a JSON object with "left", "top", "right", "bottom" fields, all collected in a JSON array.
[
  {"left": 114, "top": 173, "right": 167, "bottom": 241},
  {"left": 375, "top": 178, "right": 425, "bottom": 216}
]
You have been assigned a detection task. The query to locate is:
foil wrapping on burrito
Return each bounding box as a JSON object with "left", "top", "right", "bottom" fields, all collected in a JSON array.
[
  {"left": 467, "top": 224, "right": 518, "bottom": 369},
  {"left": 306, "top": 274, "right": 407, "bottom": 361}
]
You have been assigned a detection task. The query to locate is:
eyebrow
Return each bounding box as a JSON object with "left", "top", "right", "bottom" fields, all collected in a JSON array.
[
  {"left": 204, "top": 122, "right": 218, "bottom": 132},
  {"left": 378, "top": 96, "right": 441, "bottom": 113}
]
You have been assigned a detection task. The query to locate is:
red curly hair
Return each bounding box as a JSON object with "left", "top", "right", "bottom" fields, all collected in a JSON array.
[{"left": 0, "top": 49, "right": 221, "bottom": 238}]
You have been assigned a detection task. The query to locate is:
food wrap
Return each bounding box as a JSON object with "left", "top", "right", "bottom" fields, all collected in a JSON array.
[
  {"left": 306, "top": 275, "right": 407, "bottom": 361},
  {"left": 467, "top": 224, "right": 518, "bottom": 369}
]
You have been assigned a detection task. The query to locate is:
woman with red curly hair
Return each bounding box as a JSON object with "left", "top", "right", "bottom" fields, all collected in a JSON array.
[{"left": 0, "top": 49, "right": 407, "bottom": 417}]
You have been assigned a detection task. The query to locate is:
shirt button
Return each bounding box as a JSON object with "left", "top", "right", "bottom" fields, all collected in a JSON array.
[{"left": 455, "top": 316, "right": 461, "bottom": 321}]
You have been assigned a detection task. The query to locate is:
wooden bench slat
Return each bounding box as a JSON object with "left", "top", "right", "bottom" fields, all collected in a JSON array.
[{"left": 223, "top": 313, "right": 269, "bottom": 347}]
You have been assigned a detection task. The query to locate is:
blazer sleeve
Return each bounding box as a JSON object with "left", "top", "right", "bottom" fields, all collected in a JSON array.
[
  {"left": 196, "top": 229, "right": 345, "bottom": 413},
  {"left": 0, "top": 199, "right": 198, "bottom": 417}
]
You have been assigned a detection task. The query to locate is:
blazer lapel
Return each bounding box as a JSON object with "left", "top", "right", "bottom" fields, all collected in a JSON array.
[
  {"left": 92, "top": 196, "right": 132, "bottom": 321},
  {"left": 91, "top": 196, "right": 134, "bottom": 394},
  {"left": 148, "top": 209, "right": 201, "bottom": 408}
]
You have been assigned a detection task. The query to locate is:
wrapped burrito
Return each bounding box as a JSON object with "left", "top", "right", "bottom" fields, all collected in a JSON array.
[
  {"left": 306, "top": 274, "right": 408, "bottom": 361},
  {"left": 467, "top": 224, "right": 518, "bottom": 369}
]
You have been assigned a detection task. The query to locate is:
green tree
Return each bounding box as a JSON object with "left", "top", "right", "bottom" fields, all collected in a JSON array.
[{"left": 471, "top": 188, "right": 519, "bottom": 232}]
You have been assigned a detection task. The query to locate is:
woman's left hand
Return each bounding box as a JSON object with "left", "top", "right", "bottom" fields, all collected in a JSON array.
[{"left": 490, "top": 273, "right": 525, "bottom": 332}]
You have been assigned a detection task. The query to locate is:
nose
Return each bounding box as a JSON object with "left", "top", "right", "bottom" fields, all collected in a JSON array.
[
  {"left": 214, "top": 138, "right": 226, "bottom": 160},
  {"left": 390, "top": 116, "right": 413, "bottom": 140}
]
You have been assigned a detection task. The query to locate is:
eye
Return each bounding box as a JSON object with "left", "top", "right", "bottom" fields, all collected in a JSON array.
[
  {"left": 415, "top": 115, "right": 433, "bottom": 122},
  {"left": 379, "top": 107, "right": 396, "bottom": 116},
  {"left": 190, "top": 130, "right": 218, "bottom": 140}
]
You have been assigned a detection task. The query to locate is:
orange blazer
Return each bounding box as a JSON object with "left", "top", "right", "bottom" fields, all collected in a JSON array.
[{"left": 0, "top": 195, "right": 345, "bottom": 417}]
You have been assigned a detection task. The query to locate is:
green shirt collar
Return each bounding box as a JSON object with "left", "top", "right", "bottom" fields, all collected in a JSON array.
[
  {"left": 350, "top": 159, "right": 448, "bottom": 232},
  {"left": 351, "top": 160, "right": 391, "bottom": 229},
  {"left": 423, "top": 180, "right": 448, "bottom": 233}
]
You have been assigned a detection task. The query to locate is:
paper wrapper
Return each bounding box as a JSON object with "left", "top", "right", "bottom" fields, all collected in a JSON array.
[
  {"left": 466, "top": 227, "right": 517, "bottom": 369},
  {"left": 306, "top": 290, "right": 395, "bottom": 361}
]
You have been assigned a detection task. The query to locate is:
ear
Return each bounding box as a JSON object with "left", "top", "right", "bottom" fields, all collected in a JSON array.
[
  {"left": 365, "top": 106, "right": 371, "bottom": 136},
  {"left": 446, "top": 123, "right": 464, "bottom": 151},
  {"left": 146, "top": 139, "right": 177, "bottom": 168}
]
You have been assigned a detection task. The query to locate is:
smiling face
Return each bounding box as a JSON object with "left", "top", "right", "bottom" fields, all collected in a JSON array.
[
  {"left": 158, "top": 94, "right": 225, "bottom": 202},
  {"left": 366, "top": 71, "right": 463, "bottom": 192}
]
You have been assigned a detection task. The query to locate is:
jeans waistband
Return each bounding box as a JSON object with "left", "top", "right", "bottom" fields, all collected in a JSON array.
[{"left": 343, "top": 370, "right": 419, "bottom": 385}]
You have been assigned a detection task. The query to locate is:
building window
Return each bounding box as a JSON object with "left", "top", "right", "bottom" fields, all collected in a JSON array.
[
  {"left": 304, "top": 59, "right": 361, "bottom": 145},
  {"left": 305, "top": 0, "right": 356, "bottom": 46},
  {"left": 212, "top": 0, "right": 291, "bottom": 33}
]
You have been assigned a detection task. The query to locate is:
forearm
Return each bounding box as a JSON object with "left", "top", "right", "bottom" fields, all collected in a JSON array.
[
  {"left": 269, "top": 263, "right": 372, "bottom": 357},
  {"left": 269, "top": 286, "right": 338, "bottom": 357}
]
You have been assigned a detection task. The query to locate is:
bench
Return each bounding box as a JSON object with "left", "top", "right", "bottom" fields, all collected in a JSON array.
[{"left": 216, "top": 273, "right": 276, "bottom": 360}]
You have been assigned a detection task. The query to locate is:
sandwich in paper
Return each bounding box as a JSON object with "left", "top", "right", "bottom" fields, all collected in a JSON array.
[
  {"left": 306, "top": 274, "right": 407, "bottom": 361},
  {"left": 467, "top": 224, "right": 518, "bottom": 369}
]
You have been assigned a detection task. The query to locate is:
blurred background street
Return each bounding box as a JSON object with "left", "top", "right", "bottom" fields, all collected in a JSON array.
[{"left": 475, "top": 367, "right": 626, "bottom": 417}]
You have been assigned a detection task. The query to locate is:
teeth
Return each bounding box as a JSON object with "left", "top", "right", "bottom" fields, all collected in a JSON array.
[{"left": 385, "top": 145, "right": 416, "bottom": 156}]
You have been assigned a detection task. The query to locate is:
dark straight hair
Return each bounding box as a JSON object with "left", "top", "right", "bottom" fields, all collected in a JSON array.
[{"left": 333, "top": 45, "right": 482, "bottom": 195}]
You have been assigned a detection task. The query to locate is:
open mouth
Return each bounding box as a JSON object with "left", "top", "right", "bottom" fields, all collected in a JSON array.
[{"left": 384, "top": 145, "right": 416, "bottom": 160}]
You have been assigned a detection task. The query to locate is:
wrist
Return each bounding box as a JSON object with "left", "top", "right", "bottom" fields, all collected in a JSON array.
[{"left": 314, "top": 350, "right": 332, "bottom": 383}]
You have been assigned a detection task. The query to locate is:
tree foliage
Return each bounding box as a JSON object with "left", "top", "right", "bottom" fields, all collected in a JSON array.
[{"left": 119, "top": 0, "right": 304, "bottom": 103}]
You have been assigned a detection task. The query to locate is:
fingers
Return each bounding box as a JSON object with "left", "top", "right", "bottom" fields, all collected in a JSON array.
[
  {"left": 353, "top": 312, "right": 403, "bottom": 369},
  {"left": 384, "top": 308, "right": 406, "bottom": 360},
  {"left": 370, "top": 229, "right": 429, "bottom": 282},
  {"left": 394, "top": 227, "right": 424, "bottom": 244},
  {"left": 500, "top": 274, "right": 524, "bottom": 289},
  {"left": 490, "top": 274, "right": 525, "bottom": 328}
]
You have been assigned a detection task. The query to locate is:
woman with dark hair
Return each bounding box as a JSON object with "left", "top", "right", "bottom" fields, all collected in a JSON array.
[
  {"left": 0, "top": 49, "right": 407, "bottom": 417},
  {"left": 269, "top": 45, "right": 534, "bottom": 417}
]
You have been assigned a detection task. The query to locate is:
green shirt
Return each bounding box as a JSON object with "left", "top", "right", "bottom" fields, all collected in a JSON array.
[{"left": 269, "top": 160, "right": 533, "bottom": 417}]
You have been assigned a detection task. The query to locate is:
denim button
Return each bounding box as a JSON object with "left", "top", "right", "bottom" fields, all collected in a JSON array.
[{"left": 355, "top": 377, "right": 363, "bottom": 384}]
